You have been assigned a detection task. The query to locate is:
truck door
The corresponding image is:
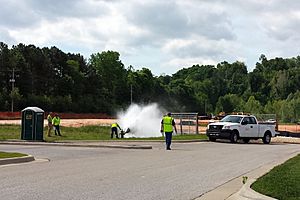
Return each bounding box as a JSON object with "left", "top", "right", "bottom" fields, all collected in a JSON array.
[
  {"left": 240, "top": 117, "right": 251, "bottom": 137},
  {"left": 249, "top": 117, "right": 259, "bottom": 137}
]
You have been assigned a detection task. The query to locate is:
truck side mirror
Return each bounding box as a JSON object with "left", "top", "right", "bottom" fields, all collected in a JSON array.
[{"left": 241, "top": 121, "right": 248, "bottom": 125}]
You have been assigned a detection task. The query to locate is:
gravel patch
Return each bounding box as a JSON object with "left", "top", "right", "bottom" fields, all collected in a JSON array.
[{"left": 272, "top": 136, "right": 300, "bottom": 144}]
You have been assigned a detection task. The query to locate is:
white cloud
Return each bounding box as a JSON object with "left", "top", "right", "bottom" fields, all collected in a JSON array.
[
  {"left": 261, "top": 11, "right": 300, "bottom": 41},
  {"left": 124, "top": 1, "right": 234, "bottom": 42},
  {"left": 163, "top": 57, "right": 218, "bottom": 74},
  {"left": 0, "top": 1, "right": 38, "bottom": 28},
  {"left": 1, "top": 0, "right": 300, "bottom": 75}
]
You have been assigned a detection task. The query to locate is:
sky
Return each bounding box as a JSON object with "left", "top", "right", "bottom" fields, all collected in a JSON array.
[{"left": 1, "top": 0, "right": 300, "bottom": 75}]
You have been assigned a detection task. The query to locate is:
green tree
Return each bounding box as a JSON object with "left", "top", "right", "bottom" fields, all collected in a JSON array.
[
  {"left": 89, "top": 51, "right": 128, "bottom": 112},
  {"left": 215, "top": 94, "right": 245, "bottom": 113},
  {"left": 216, "top": 61, "right": 248, "bottom": 95},
  {"left": 244, "top": 96, "right": 262, "bottom": 114},
  {"left": 271, "top": 70, "right": 291, "bottom": 99},
  {"left": 127, "top": 68, "right": 157, "bottom": 103},
  {"left": 9, "top": 88, "right": 22, "bottom": 111},
  {"left": 168, "top": 79, "right": 197, "bottom": 112}
]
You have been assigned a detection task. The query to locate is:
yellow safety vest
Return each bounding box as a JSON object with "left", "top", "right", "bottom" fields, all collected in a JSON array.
[
  {"left": 47, "top": 115, "right": 52, "bottom": 123},
  {"left": 163, "top": 116, "right": 173, "bottom": 132},
  {"left": 111, "top": 123, "right": 118, "bottom": 128},
  {"left": 52, "top": 117, "right": 60, "bottom": 126}
]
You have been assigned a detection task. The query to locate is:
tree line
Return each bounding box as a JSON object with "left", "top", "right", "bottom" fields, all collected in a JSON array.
[{"left": 0, "top": 42, "right": 299, "bottom": 122}]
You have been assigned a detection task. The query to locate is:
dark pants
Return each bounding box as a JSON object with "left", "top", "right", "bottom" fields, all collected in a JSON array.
[
  {"left": 111, "top": 127, "right": 119, "bottom": 139},
  {"left": 54, "top": 125, "right": 61, "bottom": 136},
  {"left": 165, "top": 132, "right": 173, "bottom": 150}
]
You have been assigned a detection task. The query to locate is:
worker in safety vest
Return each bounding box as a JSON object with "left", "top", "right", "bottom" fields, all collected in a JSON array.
[
  {"left": 47, "top": 112, "right": 53, "bottom": 137},
  {"left": 52, "top": 113, "right": 62, "bottom": 136},
  {"left": 161, "top": 113, "right": 177, "bottom": 150},
  {"left": 111, "top": 123, "right": 121, "bottom": 139}
]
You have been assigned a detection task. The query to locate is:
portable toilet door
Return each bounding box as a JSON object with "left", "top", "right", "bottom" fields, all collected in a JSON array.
[
  {"left": 21, "top": 107, "right": 44, "bottom": 140},
  {"left": 34, "top": 111, "right": 44, "bottom": 140}
]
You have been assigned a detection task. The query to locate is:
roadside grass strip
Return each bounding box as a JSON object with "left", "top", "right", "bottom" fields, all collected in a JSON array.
[
  {"left": 117, "top": 134, "right": 208, "bottom": 141},
  {"left": 0, "top": 124, "right": 208, "bottom": 141},
  {"left": 45, "top": 126, "right": 111, "bottom": 141},
  {"left": 251, "top": 154, "right": 300, "bottom": 200},
  {"left": 0, "top": 151, "right": 27, "bottom": 159}
]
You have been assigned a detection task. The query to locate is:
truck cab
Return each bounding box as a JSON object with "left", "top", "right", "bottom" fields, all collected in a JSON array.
[{"left": 206, "top": 115, "right": 277, "bottom": 144}]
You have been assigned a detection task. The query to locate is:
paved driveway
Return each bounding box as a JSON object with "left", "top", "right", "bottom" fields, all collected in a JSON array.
[{"left": 1, "top": 142, "right": 299, "bottom": 200}]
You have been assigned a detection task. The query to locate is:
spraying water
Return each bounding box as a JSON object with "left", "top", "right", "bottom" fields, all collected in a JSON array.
[{"left": 117, "top": 103, "right": 164, "bottom": 138}]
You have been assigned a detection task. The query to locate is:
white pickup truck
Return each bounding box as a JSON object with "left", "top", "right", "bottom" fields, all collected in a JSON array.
[{"left": 206, "top": 115, "right": 278, "bottom": 144}]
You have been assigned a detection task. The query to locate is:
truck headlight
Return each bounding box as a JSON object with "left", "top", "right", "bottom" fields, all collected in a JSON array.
[{"left": 223, "top": 125, "right": 231, "bottom": 129}]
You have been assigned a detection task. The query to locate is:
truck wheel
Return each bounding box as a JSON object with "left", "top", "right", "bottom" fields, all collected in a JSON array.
[
  {"left": 230, "top": 131, "right": 239, "bottom": 143},
  {"left": 262, "top": 133, "right": 271, "bottom": 144},
  {"left": 243, "top": 139, "right": 250, "bottom": 144},
  {"left": 209, "top": 137, "right": 216, "bottom": 142}
]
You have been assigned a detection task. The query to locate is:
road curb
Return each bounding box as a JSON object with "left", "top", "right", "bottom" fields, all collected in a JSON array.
[
  {"left": 197, "top": 150, "right": 300, "bottom": 200},
  {"left": 0, "top": 141, "right": 153, "bottom": 149},
  {"left": 228, "top": 179, "right": 276, "bottom": 200},
  {"left": 227, "top": 150, "right": 300, "bottom": 200},
  {"left": 0, "top": 155, "right": 35, "bottom": 165}
]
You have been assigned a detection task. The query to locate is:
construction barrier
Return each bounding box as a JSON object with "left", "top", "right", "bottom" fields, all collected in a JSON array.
[{"left": 0, "top": 112, "right": 112, "bottom": 120}]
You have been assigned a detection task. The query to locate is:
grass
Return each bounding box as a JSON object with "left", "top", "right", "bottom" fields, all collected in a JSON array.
[
  {"left": 0, "top": 151, "right": 27, "bottom": 159},
  {"left": 0, "top": 125, "right": 20, "bottom": 140},
  {"left": 251, "top": 154, "right": 300, "bottom": 200},
  {"left": 45, "top": 126, "right": 111, "bottom": 142},
  {"left": 0, "top": 124, "right": 208, "bottom": 142},
  {"left": 119, "top": 134, "right": 208, "bottom": 141}
]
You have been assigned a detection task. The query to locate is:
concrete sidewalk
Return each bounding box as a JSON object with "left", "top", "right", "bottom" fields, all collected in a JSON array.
[{"left": 197, "top": 151, "right": 299, "bottom": 200}]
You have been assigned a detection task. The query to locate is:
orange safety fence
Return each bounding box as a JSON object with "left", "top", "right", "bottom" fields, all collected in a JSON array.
[{"left": 0, "top": 112, "right": 112, "bottom": 120}]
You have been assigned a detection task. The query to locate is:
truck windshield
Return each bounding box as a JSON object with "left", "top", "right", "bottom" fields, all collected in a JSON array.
[{"left": 221, "top": 116, "right": 243, "bottom": 123}]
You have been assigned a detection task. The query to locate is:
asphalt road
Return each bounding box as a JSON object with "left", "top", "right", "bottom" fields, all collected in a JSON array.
[{"left": 1, "top": 142, "right": 299, "bottom": 200}]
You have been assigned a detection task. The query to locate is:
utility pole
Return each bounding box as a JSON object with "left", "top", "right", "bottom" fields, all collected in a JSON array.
[
  {"left": 9, "top": 68, "right": 15, "bottom": 112},
  {"left": 0, "top": 65, "right": 19, "bottom": 112}
]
